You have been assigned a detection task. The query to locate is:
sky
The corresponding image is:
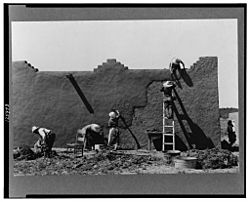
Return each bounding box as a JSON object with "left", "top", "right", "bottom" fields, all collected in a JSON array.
[{"left": 11, "top": 19, "right": 238, "bottom": 108}]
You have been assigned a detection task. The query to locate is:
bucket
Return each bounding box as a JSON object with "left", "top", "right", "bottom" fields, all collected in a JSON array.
[
  {"left": 164, "top": 150, "right": 181, "bottom": 166},
  {"left": 94, "top": 144, "right": 102, "bottom": 151},
  {"left": 174, "top": 157, "right": 197, "bottom": 169},
  {"left": 163, "top": 152, "right": 172, "bottom": 164},
  {"left": 167, "top": 150, "right": 181, "bottom": 157}
]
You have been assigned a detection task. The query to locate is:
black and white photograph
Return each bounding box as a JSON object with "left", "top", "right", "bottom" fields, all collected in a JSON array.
[{"left": 5, "top": 4, "right": 246, "bottom": 197}]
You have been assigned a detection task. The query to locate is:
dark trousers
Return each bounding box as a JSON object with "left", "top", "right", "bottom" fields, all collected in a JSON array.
[{"left": 43, "top": 133, "right": 56, "bottom": 157}]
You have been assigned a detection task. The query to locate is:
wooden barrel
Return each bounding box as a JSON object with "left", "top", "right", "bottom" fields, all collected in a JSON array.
[{"left": 174, "top": 157, "right": 197, "bottom": 169}]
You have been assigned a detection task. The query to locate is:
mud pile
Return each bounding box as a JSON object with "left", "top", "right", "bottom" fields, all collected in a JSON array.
[
  {"left": 186, "top": 148, "right": 238, "bottom": 169},
  {"left": 13, "top": 145, "right": 58, "bottom": 161},
  {"left": 13, "top": 150, "right": 164, "bottom": 176}
]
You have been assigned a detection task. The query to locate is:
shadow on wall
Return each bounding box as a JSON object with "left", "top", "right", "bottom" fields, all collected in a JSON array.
[
  {"left": 180, "top": 69, "right": 193, "bottom": 87},
  {"left": 171, "top": 74, "right": 183, "bottom": 89},
  {"left": 170, "top": 63, "right": 193, "bottom": 89},
  {"left": 172, "top": 88, "right": 215, "bottom": 150},
  {"left": 152, "top": 134, "right": 188, "bottom": 151}
]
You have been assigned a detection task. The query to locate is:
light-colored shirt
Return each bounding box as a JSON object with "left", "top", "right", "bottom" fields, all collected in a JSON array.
[
  {"left": 170, "top": 58, "right": 185, "bottom": 69},
  {"left": 37, "top": 128, "right": 51, "bottom": 140},
  {"left": 80, "top": 124, "right": 101, "bottom": 136}
]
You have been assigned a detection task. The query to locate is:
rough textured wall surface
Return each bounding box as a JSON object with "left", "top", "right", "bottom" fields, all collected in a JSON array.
[
  {"left": 174, "top": 57, "right": 221, "bottom": 149},
  {"left": 12, "top": 57, "right": 220, "bottom": 150}
]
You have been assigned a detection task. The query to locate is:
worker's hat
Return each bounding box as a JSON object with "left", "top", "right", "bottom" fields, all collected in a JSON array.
[
  {"left": 170, "top": 57, "right": 182, "bottom": 63},
  {"left": 32, "top": 126, "right": 39, "bottom": 133},
  {"left": 163, "top": 81, "right": 175, "bottom": 88},
  {"left": 109, "top": 111, "right": 116, "bottom": 118}
]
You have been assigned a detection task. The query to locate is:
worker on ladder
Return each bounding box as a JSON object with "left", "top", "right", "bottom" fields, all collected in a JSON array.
[{"left": 160, "top": 81, "right": 176, "bottom": 119}]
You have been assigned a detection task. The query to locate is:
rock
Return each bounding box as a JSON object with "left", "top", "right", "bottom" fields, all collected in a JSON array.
[
  {"left": 13, "top": 152, "right": 20, "bottom": 159},
  {"left": 74, "top": 163, "right": 83, "bottom": 168},
  {"left": 82, "top": 165, "right": 92, "bottom": 171},
  {"left": 108, "top": 166, "right": 115, "bottom": 170},
  {"left": 61, "top": 170, "right": 69, "bottom": 175}
]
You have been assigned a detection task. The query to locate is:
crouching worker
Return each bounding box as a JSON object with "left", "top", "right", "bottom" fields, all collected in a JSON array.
[
  {"left": 169, "top": 58, "right": 185, "bottom": 79},
  {"left": 160, "top": 81, "right": 176, "bottom": 119},
  {"left": 32, "top": 126, "right": 56, "bottom": 158},
  {"left": 108, "top": 109, "right": 120, "bottom": 150},
  {"left": 77, "top": 124, "right": 103, "bottom": 150}
]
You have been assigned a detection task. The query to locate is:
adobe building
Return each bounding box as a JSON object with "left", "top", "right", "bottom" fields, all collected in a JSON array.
[{"left": 12, "top": 57, "right": 221, "bottom": 150}]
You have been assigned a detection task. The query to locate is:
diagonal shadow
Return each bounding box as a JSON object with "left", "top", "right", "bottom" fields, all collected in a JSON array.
[
  {"left": 172, "top": 102, "right": 193, "bottom": 150},
  {"left": 170, "top": 61, "right": 193, "bottom": 88},
  {"left": 179, "top": 69, "right": 193, "bottom": 87},
  {"left": 171, "top": 74, "right": 182, "bottom": 89},
  {"left": 173, "top": 88, "right": 215, "bottom": 149},
  {"left": 66, "top": 74, "right": 94, "bottom": 114}
]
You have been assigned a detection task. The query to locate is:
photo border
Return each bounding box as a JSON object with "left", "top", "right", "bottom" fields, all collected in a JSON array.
[{"left": 4, "top": 3, "right": 246, "bottom": 198}]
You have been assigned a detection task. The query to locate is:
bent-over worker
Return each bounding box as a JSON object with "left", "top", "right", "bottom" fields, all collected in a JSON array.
[
  {"left": 77, "top": 124, "right": 103, "bottom": 150},
  {"left": 169, "top": 58, "right": 185, "bottom": 72},
  {"left": 32, "top": 126, "right": 56, "bottom": 158}
]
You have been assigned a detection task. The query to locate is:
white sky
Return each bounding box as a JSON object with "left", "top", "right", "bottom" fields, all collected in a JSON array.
[{"left": 11, "top": 19, "right": 238, "bottom": 108}]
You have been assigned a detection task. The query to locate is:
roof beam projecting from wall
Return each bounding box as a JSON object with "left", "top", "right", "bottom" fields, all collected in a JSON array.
[{"left": 66, "top": 74, "right": 94, "bottom": 114}]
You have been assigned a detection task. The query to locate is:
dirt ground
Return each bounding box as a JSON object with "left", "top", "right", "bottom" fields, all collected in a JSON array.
[{"left": 13, "top": 148, "right": 239, "bottom": 176}]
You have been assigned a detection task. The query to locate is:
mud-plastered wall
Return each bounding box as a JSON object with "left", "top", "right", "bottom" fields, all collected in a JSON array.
[{"left": 12, "top": 57, "right": 220, "bottom": 150}]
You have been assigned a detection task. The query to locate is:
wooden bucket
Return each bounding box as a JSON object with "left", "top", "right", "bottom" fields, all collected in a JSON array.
[
  {"left": 94, "top": 144, "right": 103, "bottom": 151},
  {"left": 163, "top": 152, "right": 172, "bottom": 164},
  {"left": 164, "top": 150, "right": 181, "bottom": 165},
  {"left": 167, "top": 150, "right": 181, "bottom": 157},
  {"left": 174, "top": 157, "right": 197, "bottom": 169}
]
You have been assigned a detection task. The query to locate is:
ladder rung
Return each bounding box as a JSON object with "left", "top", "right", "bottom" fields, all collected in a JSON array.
[{"left": 163, "top": 99, "right": 175, "bottom": 151}]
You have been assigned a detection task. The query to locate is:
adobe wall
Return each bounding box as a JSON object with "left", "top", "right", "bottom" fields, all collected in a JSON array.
[{"left": 12, "top": 57, "right": 220, "bottom": 150}]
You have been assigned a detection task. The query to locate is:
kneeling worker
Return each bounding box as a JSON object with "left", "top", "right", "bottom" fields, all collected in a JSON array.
[
  {"left": 32, "top": 126, "right": 56, "bottom": 158},
  {"left": 77, "top": 124, "right": 103, "bottom": 150}
]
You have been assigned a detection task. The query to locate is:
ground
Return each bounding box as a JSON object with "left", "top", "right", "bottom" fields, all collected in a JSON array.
[{"left": 13, "top": 148, "right": 239, "bottom": 176}]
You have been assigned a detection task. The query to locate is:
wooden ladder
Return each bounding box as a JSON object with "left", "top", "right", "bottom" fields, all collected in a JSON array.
[{"left": 162, "top": 96, "right": 175, "bottom": 152}]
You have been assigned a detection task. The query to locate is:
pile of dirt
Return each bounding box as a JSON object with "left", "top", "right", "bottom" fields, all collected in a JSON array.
[
  {"left": 13, "top": 145, "right": 38, "bottom": 160},
  {"left": 13, "top": 145, "right": 58, "bottom": 161},
  {"left": 13, "top": 150, "right": 164, "bottom": 176},
  {"left": 73, "top": 151, "right": 163, "bottom": 174},
  {"left": 185, "top": 148, "right": 238, "bottom": 169},
  {"left": 13, "top": 148, "right": 240, "bottom": 176}
]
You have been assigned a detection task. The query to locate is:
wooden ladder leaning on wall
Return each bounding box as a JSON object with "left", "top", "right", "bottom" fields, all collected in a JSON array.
[{"left": 162, "top": 91, "right": 175, "bottom": 152}]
